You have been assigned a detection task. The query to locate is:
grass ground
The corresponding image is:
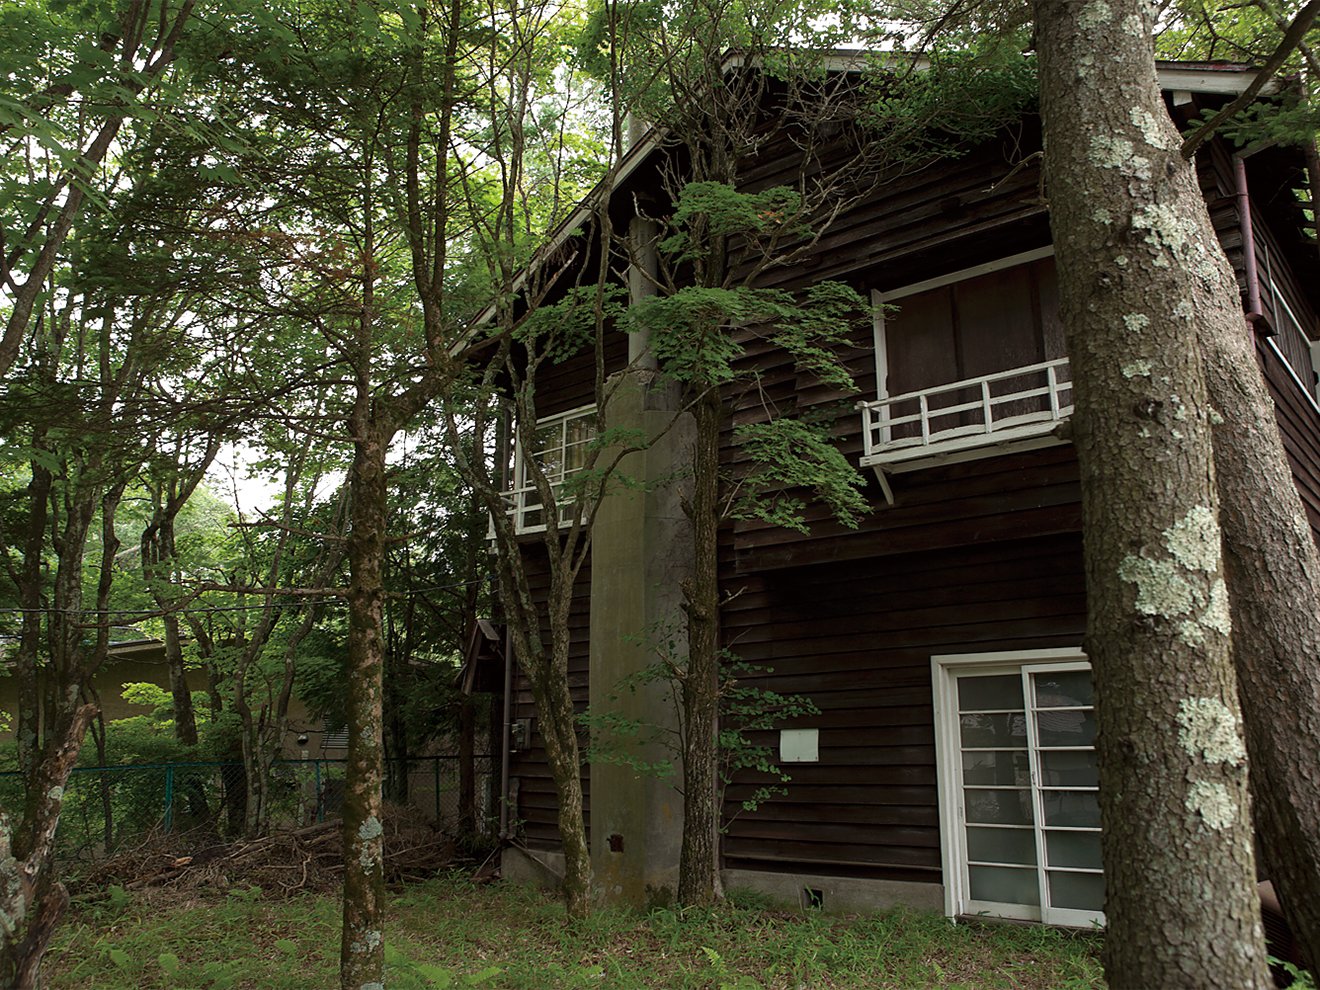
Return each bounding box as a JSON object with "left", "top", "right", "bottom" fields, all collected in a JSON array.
[{"left": 43, "top": 874, "right": 1106, "bottom": 989}]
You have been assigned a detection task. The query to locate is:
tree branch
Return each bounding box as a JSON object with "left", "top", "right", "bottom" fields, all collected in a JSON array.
[{"left": 1181, "top": 0, "right": 1320, "bottom": 159}]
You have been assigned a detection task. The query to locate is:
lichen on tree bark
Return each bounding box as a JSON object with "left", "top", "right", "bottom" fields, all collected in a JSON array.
[{"left": 1034, "top": 0, "right": 1269, "bottom": 985}]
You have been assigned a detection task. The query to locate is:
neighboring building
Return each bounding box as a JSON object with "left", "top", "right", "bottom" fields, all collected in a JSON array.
[
  {"left": 0, "top": 635, "right": 324, "bottom": 759},
  {"left": 494, "top": 57, "right": 1320, "bottom": 924}
]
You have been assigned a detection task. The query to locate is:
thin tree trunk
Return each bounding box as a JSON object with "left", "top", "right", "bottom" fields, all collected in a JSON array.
[
  {"left": 678, "top": 382, "right": 722, "bottom": 907},
  {"left": 13, "top": 456, "right": 51, "bottom": 780},
  {"left": 526, "top": 659, "right": 591, "bottom": 919},
  {"left": 1034, "top": 2, "right": 1268, "bottom": 986},
  {"left": 340, "top": 422, "right": 389, "bottom": 989},
  {"left": 162, "top": 610, "right": 198, "bottom": 746},
  {"left": 492, "top": 525, "right": 593, "bottom": 920}
]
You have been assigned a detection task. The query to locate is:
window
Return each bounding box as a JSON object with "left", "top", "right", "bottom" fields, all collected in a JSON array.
[
  {"left": 932, "top": 648, "right": 1103, "bottom": 927},
  {"left": 860, "top": 248, "right": 1073, "bottom": 488},
  {"left": 506, "top": 404, "right": 597, "bottom": 534}
]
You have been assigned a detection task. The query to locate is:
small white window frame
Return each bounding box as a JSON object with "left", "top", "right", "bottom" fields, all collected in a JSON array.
[
  {"left": 508, "top": 403, "right": 598, "bottom": 535},
  {"left": 931, "top": 646, "right": 1103, "bottom": 928}
]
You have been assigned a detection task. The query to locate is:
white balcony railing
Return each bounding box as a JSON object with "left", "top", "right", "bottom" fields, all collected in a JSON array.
[{"left": 858, "top": 358, "right": 1073, "bottom": 483}]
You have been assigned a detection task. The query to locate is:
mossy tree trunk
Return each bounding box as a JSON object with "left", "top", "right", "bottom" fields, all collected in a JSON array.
[{"left": 1034, "top": 2, "right": 1268, "bottom": 985}]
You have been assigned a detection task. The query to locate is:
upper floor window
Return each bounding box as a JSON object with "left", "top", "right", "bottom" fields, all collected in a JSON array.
[
  {"left": 859, "top": 248, "right": 1073, "bottom": 495},
  {"left": 506, "top": 404, "right": 597, "bottom": 534}
]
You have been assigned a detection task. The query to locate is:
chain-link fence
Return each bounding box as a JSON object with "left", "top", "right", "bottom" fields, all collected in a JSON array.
[{"left": 0, "top": 755, "right": 495, "bottom": 864}]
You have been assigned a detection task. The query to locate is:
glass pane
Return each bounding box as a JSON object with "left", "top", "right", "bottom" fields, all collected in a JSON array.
[
  {"left": 965, "top": 788, "right": 1034, "bottom": 825},
  {"left": 958, "top": 674, "right": 1024, "bottom": 711},
  {"left": 1042, "top": 790, "right": 1101, "bottom": 829},
  {"left": 967, "top": 826, "right": 1037, "bottom": 866},
  {"left": 962, "top": 750, "right": 1031, "bottom": 787},
  {"left": 960, "top": 712, "right": 1028, "bottom": 749},
  {"left": 1048, "top": 870, "right": 1105, "bottom": 912},
  {"left": 1033, "top": 670, "right": 1093, "bottom": 708},
  {"left": 1045, "top": 829, "right": 1103, "bottom": 870},
  {"left": 1038, "top": 750, "right": 1098, "bottom": 787},
  {"left": 969, "top": 865, "right": 1040, "bottom": 906},
  {"left": 1036, "top": 708, "right": 1096, "bottom": 748},
  {"left": 563, "top": 416, "right": 596, "bottom": 472}
]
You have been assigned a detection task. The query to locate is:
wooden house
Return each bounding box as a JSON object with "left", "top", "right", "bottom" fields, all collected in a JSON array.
[{"left": 493, "top": 57, "right": 1320, "bottom": 925}]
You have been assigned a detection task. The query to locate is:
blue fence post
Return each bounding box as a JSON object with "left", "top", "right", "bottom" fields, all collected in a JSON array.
[
  {"left": 163, "top": 763, "right": 175, "bottom": 831},
  {"left": 434, "top": 756, "right": 440, "bottom": 820},
  {"left": 314, "top": 760, "right": 323, "bottom": 824}
]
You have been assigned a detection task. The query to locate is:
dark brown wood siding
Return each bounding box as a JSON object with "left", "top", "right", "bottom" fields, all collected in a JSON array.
[{"left": 719, "top": 534, "right": 1087, "bottom": 882}]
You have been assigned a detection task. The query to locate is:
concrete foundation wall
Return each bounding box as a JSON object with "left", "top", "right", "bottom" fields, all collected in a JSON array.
[
  {"left": 721, "top": 869, "right": 945, "bottom": 916},
  {"left": 500, "top": 847, "right": 946, "bottom": 921},
  {"left": 502, "top": 845, "right": 567, "bottom": 890}
]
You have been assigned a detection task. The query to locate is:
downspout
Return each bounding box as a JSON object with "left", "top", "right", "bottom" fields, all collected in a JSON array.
[
  {"left": 498, "top": 630, "right": 513, "bottom": 840},
  {"left": 1233, "top": 138, "right": 1285, "bottom": 338},
  {"left": 1233, "top": 152, "right": 1265, "bottom": 339}
]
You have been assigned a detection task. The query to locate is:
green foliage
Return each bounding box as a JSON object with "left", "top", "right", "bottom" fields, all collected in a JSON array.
[
  {"left": 658, "top": 184, "right": 813, "bottom": 262},
  {"left": 1193, "top": 98, "right": 1320, "bottom": 154},
  {"left": 634, "top": 279, "right": 864, "bottom": 390},
  {"left": 1273, "top": 957, "right": 1318, "bottom": 990},
  {"left": 516, "top": 284, "right": 628, "bottom": 363},
  {"left": 702, "top": 947, "right": 765, "bottom": 989},
  {"left": 863, "top": 47, "right": 1038, "bottom": 161},
  {"left": 731, "top": 415, "right": 867, "bottom": 532},
  {"left": 716, "top": 658, "right": 821, "bottom": 814}
]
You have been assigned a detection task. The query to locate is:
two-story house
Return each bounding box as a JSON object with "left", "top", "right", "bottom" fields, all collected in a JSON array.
[{"left": 490, "top": 56, "right": 1320, "bottom": 925}]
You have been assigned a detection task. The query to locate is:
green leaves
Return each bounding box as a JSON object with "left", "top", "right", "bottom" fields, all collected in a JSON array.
[
  {"left": 732, "top": 416, "right": 869, "bottom": 533},
  {"left": 659, "top": 183, "right": 811, "bottom": 262}
]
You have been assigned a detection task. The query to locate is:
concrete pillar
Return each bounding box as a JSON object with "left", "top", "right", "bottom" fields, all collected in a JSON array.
[{"left": 589, "top": 371, "right": 693, "bottom": 907}]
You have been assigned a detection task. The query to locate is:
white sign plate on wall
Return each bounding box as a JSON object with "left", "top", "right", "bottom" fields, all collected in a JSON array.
[{"left": 779, "top": 728, "right": 819, "bottom": 763}]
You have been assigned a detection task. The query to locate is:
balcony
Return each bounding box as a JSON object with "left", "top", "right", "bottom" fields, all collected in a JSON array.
[{"left": 858, "top": 358, "right": 1073, "bottom": 501}]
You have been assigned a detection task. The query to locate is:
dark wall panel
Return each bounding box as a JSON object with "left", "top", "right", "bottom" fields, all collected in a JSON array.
[{"left": 718, "top": 534, "right": 1087, "bottom": 884}]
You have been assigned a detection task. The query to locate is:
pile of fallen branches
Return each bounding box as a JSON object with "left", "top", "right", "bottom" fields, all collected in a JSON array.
[{"left": 69, "top": 804, "right": 457, "bottom": 900}]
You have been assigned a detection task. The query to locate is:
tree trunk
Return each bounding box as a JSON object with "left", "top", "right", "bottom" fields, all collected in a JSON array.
[
  {"left": 1034, "top": 2, "right": 1268, "bottom": 986},
  {"left": 163, "top": 611, "right": 198, "bottom": 747},
  {"left": 339, "top": 421, "right": 389, "bottom": 989},
  {"left": 13, "top": 456, "right": 51, "bottom": 780},
  {"left": 527, "top": 662, "right": 592, "bottom": 920},
  {"left": 0, "top": 703, "right": 96, "bottom": 989},
  {"left": 678, "top": 382, "right": 722, "bottom": 907},
  {"left": 492, "top": 521, "right": 593, "bottom": 920},
  {"left": 1197, "top": 278, "right": 1320, "bottom": 968}
]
